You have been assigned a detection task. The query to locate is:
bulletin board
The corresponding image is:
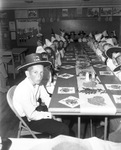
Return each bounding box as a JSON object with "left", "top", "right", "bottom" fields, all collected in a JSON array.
[{"left": 16, "top": 19, "right": 39, "bottom": 46}]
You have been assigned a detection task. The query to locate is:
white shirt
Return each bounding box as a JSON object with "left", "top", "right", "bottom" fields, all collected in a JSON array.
[
  {"left": 114, "top": 71, "right": 121, "bottom": 81},
  {"left": 13, "top": 77, "right": 51, "bottom": 121},
  {"left": 106, "top": 58, "right": 117, "bottom": 71}
]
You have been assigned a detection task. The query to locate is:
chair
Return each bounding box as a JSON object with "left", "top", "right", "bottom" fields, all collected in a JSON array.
[
  {"left": 2, "top": 50, "right": 16, "bottom": 79},
  {"left": 6, "top": 85, "right": 43, "bottom": 138}
]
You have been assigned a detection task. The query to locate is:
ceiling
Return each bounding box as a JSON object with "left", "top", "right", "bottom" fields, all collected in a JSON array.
[{"left": 1, "top": 0, "right": 121, "bottom": 10}]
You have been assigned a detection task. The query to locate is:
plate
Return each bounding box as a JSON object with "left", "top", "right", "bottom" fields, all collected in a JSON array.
[{"left": 88, "top": 96, "right": 106, "bottom": 106}]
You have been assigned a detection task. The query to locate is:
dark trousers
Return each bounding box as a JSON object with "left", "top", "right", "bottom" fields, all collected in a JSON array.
[{"left": 22, "top": 117, "right": 69, "bottom": 137}]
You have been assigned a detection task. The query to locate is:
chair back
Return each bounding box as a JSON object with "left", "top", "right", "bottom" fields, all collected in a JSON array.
[
  {"left": 7, "top": 85, "right": 17, "bottom": 113},
  {"left": 6, "top": 85, "right": 38, "bottom": 138},
  {"left": 6, "top": 86, "right": 26, "bottom": 125},
  {"left": 2, "top": 50, "right": 16, "bottom": 79},
  {"left": 2, "top": 51, "right": 14, "bottom": 62}
]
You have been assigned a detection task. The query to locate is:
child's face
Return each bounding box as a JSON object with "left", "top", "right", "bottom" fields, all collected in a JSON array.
[
  {"left": 112, "top": 52, "right": 121, "bottom": 66},
  {"left": 26, "top": 65, "right": 44, "bottom": 86}
]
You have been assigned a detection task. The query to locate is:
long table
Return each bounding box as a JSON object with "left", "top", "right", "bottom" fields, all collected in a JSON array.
[{"left": 49, "top": 43, "right": 121, "bottom": 140}]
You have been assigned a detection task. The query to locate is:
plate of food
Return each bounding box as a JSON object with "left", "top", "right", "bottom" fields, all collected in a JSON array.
[
  {"left": 99, "top": 71, "right": 113, "bottom": 75},
  {"left": 79, "top": 87, "right": 106, "bottom": 94},
  {"left": 58, "top": 87, "right": 75, "bottom": 94},
  {"left": 77, "top": 62, "right": 90, "bottom": 69},
  {"left": 88, "top": 96, "right": 106, "bottom": 106},
  {"left": 113, "top": 95, "right": 121, "bottom": 103},
  {"left": 59, "top": 96, "right": 80, "bottom": 108},
  {"left": 105, "top": 84, "right": 121, "bottom": 90},
  {"left": 83, "top": 81, "right": 97, "bottom": 88},
  {"left": 93, "top": 64, "right": 106, "bottom": 68},
  {"left": 61, "top": 65, "right": 75, "bottom": 69},
  {"left": 58, "top": 73, "right": 74, "bottom": 79}
]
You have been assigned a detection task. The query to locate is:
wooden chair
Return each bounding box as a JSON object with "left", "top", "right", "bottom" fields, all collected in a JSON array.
[
  {"left": 6, "top": 85, "right": 43, "bottom": 138},
  {"left": 2, "top": 50, "right": 16, "bottom": 79}
]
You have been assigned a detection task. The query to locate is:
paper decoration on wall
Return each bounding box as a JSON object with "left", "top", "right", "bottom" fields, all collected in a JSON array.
[
  {"left": 50, "top": 17, "right": 53, "bottom": 22},
  {"left": 100, "top": 8, "right": 112, "bottom": 16},
  {"left": 9, "top": 21, "right": 15, "bottom": 31},
  {"left": 28, "top": 10, "right": 38, "bottom": 18},
  {"left": 87, "top": 8, "right": 99, "bottom": 17},
  {"left": 16, "top": 19, "right": 39, "bottom": 34},
  {"left": 62, "top": 9, "right": 68, "bottom": 17},
  {"left": 16, "top": 19, "right": 39, "bottom": 43},
  {"left": 0, "top": 12, "right": 7, "bottom": 18},
  {"left": 113, "top": 7, "right": 121, "bottom": 16},
  {"left": 42, "top": 17, "right": 45, "bottom": 23}
]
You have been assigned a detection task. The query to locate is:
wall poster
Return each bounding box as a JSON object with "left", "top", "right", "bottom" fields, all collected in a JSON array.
[
  {"left": 100, "top": 7, "right": 112, "bottom": 16},
  {"left": 87, "top": 8, "right": 99, "bottom": 17},
  {"left": 62, "top": 9, "right": 68, "bottom": 17},
  {"left": 113, "top": 7, "right": 121, "bottom": 16}
]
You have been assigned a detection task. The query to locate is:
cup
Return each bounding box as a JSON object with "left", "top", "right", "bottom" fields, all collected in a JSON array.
[
  {"left": 86, "top": 72, "right": 89, "bottom": 82},
  {"left": 91, "top": 72, "right": 95, "bottom": 80}
]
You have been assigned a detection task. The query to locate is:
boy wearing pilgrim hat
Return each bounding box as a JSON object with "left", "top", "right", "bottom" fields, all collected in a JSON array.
[
  {"left": 104, "top": 46, "right": 121, "bottom": 142},
  {"left": 105, "top": 47, "right": 121, "bottom": 72},
  {"left": 105, "top": 46, "right": 121, "bottom": 79},
  {"left": 13, "top": 53, "right": 69, "bottom": 137}
]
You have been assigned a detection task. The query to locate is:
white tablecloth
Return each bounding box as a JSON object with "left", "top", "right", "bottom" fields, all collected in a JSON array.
[{"left": 9, "top": 135, "right": 121, "bottom": 150}]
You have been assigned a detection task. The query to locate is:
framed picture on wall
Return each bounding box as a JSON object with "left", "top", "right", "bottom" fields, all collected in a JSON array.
[
  {"left": 87, "top": 8, "right": 99, "bottom": 17},
  {"left": 9, "top": 21, "right": 16, "bottom": 31},
  {"left": 100, "top": 7, "right": 112, "bottom": 16},
  {"left": 113, "top": 7, "right": 121, "bottom": 16},
  {"left": 28, "top": 10, "right": 38, "bottom": 18},
  {"left": 0, "top": 12, "right": 7, "bottom": 18},
  {"left": 62, "top": 9, "right": 68, "bottom": 17}
]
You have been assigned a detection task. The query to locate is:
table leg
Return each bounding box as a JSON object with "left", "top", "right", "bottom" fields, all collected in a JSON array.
[
  {"left": 104, "top": 117, "right": 108, "bottom": 140},
  {"left": 78, "top": 116, "right": 81, "bottom": 138}
]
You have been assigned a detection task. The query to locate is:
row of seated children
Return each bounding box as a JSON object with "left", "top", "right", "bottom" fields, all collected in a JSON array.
[{"left": 87, "top": 30, "right": 121, "bottom": 142}]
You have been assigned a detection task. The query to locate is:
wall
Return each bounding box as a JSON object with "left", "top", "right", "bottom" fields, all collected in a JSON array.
[
  {"left": 42, "top": 17, "right": 120, "bottom": 40},
  {"left": 0, "top": 7, "right": 120, "bottom": 50}
]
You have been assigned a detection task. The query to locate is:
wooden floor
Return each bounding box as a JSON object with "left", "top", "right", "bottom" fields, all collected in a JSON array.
[{"left": 0, "top": 74, "right": 104, "bottom": 139}]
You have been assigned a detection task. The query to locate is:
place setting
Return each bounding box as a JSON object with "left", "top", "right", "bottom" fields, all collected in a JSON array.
[
  {"left": 93, "top": 64, "right": 106, "bottom": 68},
  {"left": 58, "top": 87, "right": 75, "bottom": 94},
  {"left": 112, "top": 95, "right": 121, "bottom": 103},
  {"left": 79, "top": 93, "right": 117, "bottom": 115},
  {"left": 58, "top": 73, "right": 74, "bottom": 79},
  {"left": 105, "top": 84, "right": 121, "bottom": 91},
  {"left": 77, "top": 71, "right": 105, "bottom": 95},
  {"left": 91, "top": 57, "right": 102, "bottom": 63},
  {"left": 99, "top": 71, "right": 114, "bottom": 76},
  {"left": 76, "top": 61, "right": 91, "bottom": 70},
  {"left": 61, "top": 65, "right": 75, "bottom": 69},
  {"left": 59, "top": 96, "right": 80, "bottom": 108}
]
